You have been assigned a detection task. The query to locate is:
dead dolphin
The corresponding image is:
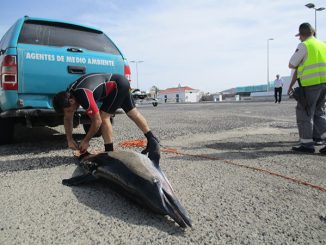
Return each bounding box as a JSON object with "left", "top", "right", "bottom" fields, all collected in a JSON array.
[{"left": 62, "top": 150, "right": 192, "bottom": 228}]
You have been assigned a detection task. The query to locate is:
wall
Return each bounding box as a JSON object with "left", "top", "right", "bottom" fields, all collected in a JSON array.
[
  {"left": 157, "top": 91, "right": 185, "bottom": 103},
  {"left": 157, "top": 90, "right": 200, "bottom": 103},
  {"left": 185, "top": 91, "right": 200, "bottom": 102}
]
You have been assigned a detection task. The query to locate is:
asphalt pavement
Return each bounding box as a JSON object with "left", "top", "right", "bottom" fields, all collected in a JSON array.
[{"left": 0, "top": 101, "right": 325, "bottom": 244}]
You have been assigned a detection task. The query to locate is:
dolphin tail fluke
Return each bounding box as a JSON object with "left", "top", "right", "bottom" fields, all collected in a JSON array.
[{"left": 163, "top": 189, "right": 192, "bottom": 228}]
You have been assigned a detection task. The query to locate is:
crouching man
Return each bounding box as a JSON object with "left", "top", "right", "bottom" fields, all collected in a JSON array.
[{"left": 52, "top": 73, "right": 159, "bottom": 157}]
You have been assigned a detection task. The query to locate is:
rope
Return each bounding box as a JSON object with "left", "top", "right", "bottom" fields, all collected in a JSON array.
[{"left": 118, "top": 140, "right": 326, "bottom": 193}]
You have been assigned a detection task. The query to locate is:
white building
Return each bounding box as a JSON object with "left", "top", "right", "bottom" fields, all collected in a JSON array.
[{"left": 157, "top": 86, "right": 200, "bottom": 103}]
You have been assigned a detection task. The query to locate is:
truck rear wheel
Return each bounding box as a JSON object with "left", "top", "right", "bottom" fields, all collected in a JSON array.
[{"left": 0, "top": 118, "right": 15, "bottom": 145}]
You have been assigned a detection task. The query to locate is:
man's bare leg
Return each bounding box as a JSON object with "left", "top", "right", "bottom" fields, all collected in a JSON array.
[
  {"left": 100, "top": 110, "right": 113, "bottom": 144},
  {"left": 127, "top": 108, "right": 160, "bottom": 160},
  {"left": 126, "top": 108, "right": 150, "bottom": 133}
]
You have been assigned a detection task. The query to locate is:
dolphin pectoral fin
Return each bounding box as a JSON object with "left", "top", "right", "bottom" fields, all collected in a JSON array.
[
  {"left": 62, "top": 173, "right": 97, "bottom": 186},
  {"left": 162, "top": 189, "right": 192, "bottom": 228}
]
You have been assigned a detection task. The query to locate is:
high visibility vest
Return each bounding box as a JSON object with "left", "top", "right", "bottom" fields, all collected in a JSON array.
[{"left": 297, "top": 37, "right": 326, "bottom": 86}]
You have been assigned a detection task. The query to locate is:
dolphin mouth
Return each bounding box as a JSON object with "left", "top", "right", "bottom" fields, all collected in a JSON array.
[
  {"left": 156, "top": 181, "right": 192, "bottom": 228},
  {"left": 162, "top": 189, "right": 192, "bottom": 228}
]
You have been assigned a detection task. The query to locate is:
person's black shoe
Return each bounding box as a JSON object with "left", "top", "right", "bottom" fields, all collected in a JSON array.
[
  {"left": 292, "top": 145, "right": 315, "bottom": 153},
  {"left": 319, "top": 146, "right": 326, "bottom": 155},
  {"left": 313, "top": 138, "right": 324, "bottom": 146}
]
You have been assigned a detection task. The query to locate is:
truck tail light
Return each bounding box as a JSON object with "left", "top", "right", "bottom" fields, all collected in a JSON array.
[
  {"left": 1, "top": 55, "right": 18, "bottom": 90},
  {"left": 124, "top": 64, "right": 131, "bottom": 82}
]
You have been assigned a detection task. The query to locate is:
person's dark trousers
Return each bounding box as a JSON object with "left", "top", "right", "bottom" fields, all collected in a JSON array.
[
  {"left": 274, "top": 87, "right": 282, "bottom": 103},
  {"left": 295, "top": 84, "right": 326, "bottom": 148}
]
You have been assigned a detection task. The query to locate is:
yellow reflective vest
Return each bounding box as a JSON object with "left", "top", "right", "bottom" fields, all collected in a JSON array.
[{"left": 297, "top": 37, "right": 326, "bottom": 86}]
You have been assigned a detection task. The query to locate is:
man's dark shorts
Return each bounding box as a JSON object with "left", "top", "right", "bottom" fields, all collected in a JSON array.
[{"left": 100, "top": 74, "right": 136, "bottom": 114}]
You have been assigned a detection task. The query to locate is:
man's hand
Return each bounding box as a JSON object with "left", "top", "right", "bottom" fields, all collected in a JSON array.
[
  {"left": 67, "top": 139, "right": 79, "bottom": 150},
  {"left": 79, "top": 140, "right": 90, "bottom": 153},
  {"left": 287, "top": 86, "right": 293, "bottom": 96},
  {"left": 141, "top": 131, "right": 160, "bottom": 163}
]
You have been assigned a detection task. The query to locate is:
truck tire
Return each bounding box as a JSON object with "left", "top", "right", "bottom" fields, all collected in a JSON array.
[
  {"left": 0, "top": 118, "right": 15, "bottom": 145},
  {"left": 82, "top": 124, "right": 102, "bottom": 138}
]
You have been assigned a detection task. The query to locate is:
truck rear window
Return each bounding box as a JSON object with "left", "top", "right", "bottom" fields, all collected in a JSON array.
[{"left": 18, "top": 21, "right": 121, "bottom": 55}]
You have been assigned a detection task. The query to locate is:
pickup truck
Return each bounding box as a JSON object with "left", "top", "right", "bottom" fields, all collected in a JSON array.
[{"left": 0, "top": 16, "right": 131, "bottom": 144}]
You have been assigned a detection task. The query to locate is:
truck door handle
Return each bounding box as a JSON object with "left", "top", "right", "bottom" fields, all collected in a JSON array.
[
  {"left": 67, "top": 47, "right": 83, "bottom": 53},
  {"left": 67, "top": 66, "right": 86, "bottom": 74}
]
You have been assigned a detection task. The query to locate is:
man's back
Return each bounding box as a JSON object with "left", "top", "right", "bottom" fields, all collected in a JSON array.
[{"left": 69, "top": 73, "right": 117, "bottom": 116}]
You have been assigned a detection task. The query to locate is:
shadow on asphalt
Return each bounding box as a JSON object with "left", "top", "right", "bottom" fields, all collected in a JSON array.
[
  {"left": 0, "top": 155, "right": 75, "bottom": 173},
  {"left": 203, "top": 140, "right": 297, "bottom": 160},
  {"left": 206, "top": 141, "right": 296, "bottom": 151},
  {"left": 65, "top": 167, "right": 187, "bottom": 235},
  {"left": 0, "top": 125, "right": 84, "bottom": 156},
  {"left": 163, "top": 140, "right": 298, "bottom": 162}
]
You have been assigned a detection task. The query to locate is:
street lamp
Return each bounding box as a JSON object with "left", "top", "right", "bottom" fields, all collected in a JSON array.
[
  {"left": 305, "top": 3, "right": 325, "bottom": 38},
  {"left": 267, "top": 38, "right": 274, "bottom": 92},
  {"left": 129, "top": 60, "right": 144, "bottom": 89}
]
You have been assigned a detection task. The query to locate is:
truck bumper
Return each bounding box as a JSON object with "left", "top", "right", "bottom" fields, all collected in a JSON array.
[
  {"left": 0, "top": 108, "right": 124, "bottom": 127},
  {"left": 0, "top": 108, "right": 89, "bottom": 127}
]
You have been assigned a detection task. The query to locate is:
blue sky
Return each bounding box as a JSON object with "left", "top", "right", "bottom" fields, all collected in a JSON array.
[{"left": 1, "top": 0, "right": 326, "bottom": 92}]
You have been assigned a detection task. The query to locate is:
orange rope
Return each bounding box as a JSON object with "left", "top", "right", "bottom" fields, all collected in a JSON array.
[
  {"left": 118, "top": 139, "right": 147, "bottom": 148},
  {"left": 118, "top": 139, "right": 326, "bottom": 193}
]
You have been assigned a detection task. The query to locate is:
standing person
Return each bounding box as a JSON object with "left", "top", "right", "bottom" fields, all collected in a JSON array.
[
  {"left": 274, "top": 74, "right": 283, "bottom": 103},
  {"left": 288, "top": 69, "right": 325, "bottom": 146},
  {"left": 52, "top": 73, "right": 160, "bottom": 158},
  {"left": 288, "top": 23, "right": 326, "bottom": 154}
]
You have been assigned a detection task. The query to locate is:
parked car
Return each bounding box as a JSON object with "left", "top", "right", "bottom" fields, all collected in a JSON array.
[
  {"left": 131, "top": 89, "right": 158, "bottom": 107},
  {"left": 0, "top": 16, "right": 131, "bottom": 144}
]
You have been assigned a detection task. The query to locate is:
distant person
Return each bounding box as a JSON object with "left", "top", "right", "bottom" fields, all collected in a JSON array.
[
  {"left": 274, "top": 74, "right": 283, "bottom": 103},
  {"left": 288, "top": 23, "right": 326, "bottom": 154},
  {"left": 52, "top": 73, "right": 160, "bottom": 157}
]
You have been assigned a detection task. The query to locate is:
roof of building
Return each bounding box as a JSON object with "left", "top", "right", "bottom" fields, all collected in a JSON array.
[{"left": 159, "top": 86, "right": 198, "bottom": 94}]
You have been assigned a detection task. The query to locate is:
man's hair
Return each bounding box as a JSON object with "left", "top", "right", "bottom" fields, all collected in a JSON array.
[{"left": 52, "top": 91, "right": 71, "bottom": 113}]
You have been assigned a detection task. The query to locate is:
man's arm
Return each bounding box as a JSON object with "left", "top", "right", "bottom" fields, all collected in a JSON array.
[
  {"left": 79, "top": 112, "right": 102, "bottom": 152},
  {"left": 64, "top": 109, "right": 78, "bottom": 150},
  {"left": 75, "top": 88, "right": 102, "bottom": 152},
  {"left": 289, "top": 63, "right": 297, "bottom": 69},
  {"left": 287, "top": 69, "right": 298, "bottom": 95},
  {"left": 289, "top": 43, "right": 306, "bottom": 69}
]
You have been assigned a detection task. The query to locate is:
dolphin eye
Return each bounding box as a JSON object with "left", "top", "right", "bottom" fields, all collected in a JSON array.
[{"left": 153, "top": 178, "right": 159, "bottom": 183}]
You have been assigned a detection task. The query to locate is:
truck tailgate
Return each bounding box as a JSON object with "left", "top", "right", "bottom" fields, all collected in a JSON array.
[{"left": 17, "top": 44, "right": 124, "bottom": 94}]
